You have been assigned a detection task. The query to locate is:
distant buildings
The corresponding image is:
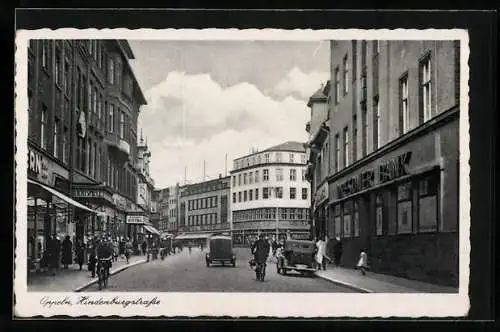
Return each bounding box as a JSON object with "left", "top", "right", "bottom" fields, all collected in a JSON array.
[
  {"left": 306, "top": 40, "right": 460, "bottom": 287},
  {"left": 230, "top": 141, "right": 311, "bottom": 244}
]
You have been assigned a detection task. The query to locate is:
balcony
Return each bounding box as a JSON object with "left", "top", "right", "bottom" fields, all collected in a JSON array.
[{"left": 104, "top": 132, "right": 130, "bottom": 163}]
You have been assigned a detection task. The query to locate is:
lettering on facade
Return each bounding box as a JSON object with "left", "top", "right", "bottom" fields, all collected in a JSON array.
[
  {"left": 314, "top": 182, "right": 329, "bottom": 208},
  {"left": 335, "top": 151, "right": 412, "bottom": 199},
  {"left": 126, "top": 215, "right": 148, "bottom": 224},
  {"left": 28, "top": 148, "right": 52, "bottom": 185}
]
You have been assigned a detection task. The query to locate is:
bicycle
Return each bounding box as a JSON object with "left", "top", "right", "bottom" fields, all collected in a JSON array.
[
  {"left": 255, "top": 261, "right": 267, "bottom": 281},
  {"left": 97, "top": 257, "right": 112, "bottom": 290}
]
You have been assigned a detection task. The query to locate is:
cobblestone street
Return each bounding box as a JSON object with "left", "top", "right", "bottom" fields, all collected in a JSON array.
[{"left": 83, "top": 248, "right": 356, "bottom": 293}]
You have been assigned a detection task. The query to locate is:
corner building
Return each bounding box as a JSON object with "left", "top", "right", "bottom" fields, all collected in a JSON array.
[
  {"left": 230, "top": 142, "right": 311, "bottom": 244},
  {"left": 319, "top": 40, "right": 460, "bottom": 287}
]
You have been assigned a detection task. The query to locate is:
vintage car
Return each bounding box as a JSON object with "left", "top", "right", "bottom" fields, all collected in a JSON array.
[
  {"left": 206, "top": 235, "right": 236, "bottom": 267},
  {"left": 276, "top": 239, "right": 316, "bottom": 276}
]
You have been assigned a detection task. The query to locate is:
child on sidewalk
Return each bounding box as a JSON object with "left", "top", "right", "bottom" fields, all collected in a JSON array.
[{"left": 356, "top": 249, "right": 368, "bottom": 275}]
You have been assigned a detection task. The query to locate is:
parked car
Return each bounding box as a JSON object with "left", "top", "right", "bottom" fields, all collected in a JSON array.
[
  {"left": 276, "top": 239, "right": 316, "bottom": 276},
  {"left": 206, "top": 235, "right": 236, "bottom": 267}
]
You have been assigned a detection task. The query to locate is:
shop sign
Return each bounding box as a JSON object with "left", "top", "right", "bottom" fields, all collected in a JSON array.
[
  {"left": 73, "top": 188, "right": 112, "bottom": 201},
  {"left": 314, "top": 182, "right": 329, "bottom": 208},
  {"left": 28, "top": 147, "right": 53, "bottom": 186},
  {"left": 126, "top": 215, "right": 148, "bottom": 224},
  {"left": 335, "top": 151, "right": 412, "bottom": 199}
]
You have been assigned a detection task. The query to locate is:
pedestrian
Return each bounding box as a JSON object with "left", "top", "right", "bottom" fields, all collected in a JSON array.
[
  {"left": 75, "top": 239, "right": 85, "bottom": 271},
  {"left": 61, "top": 235, "right": 72, "bottom": 269},
  {"left": 141, "top": 240, "right": 147, "bottom": 256},
  {"left": 333, "top": 237, "right": 343, "bottom": 267},
  {"left": 315, "top": 235, "right": 327, "bottom": 271},
  {"left": 356, "top": 249, "right": 368, "bottom": 275},
  {"left": 112, "top": 240, "right": 119, "bottom": 262}
]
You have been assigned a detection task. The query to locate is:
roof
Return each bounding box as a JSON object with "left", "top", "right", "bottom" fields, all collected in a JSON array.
[
  {"left": 116, "top": 40, "right": 148, "bottom": 106},
  {"left": 307, "top": 83, "right": 328, "bottom": 107},
  {"left": 263, "top": 141, "right": 307, "bottom": 153}
]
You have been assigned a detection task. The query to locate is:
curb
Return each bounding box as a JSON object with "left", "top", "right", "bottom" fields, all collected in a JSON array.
[
  {"left": 73, "top": 259, "right": 147, "bottom": 292},
  {"left": 314, "top": 272, "right": 374, "bottom": 293}
]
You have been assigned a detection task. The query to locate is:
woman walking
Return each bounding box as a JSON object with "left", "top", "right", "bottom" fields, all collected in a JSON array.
[{"left": 62, "top": 235, "right": 73, "bottom": 269}]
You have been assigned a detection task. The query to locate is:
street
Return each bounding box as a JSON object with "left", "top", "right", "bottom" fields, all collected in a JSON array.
[{"left": 83, "top": 247, "right": 357, "bottom": 292}]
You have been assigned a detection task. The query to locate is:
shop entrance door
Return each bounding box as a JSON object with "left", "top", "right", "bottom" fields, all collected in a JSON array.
[{"left": 360, "top": 194, "right": 372, "bottom": 255}]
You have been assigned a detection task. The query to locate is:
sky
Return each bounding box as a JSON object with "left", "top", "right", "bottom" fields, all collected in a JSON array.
[{"left": 128, "top": 40, "right": 329, "bottom": 189}]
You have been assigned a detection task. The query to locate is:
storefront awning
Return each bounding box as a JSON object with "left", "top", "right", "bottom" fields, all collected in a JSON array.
[
  {"left": 143, "top": 225, "right": 161, "bottom": 236},
  {"left": 28, "top": 179, "right": 97, "bottom": 214},
  {"left": 174, "top": 233, "right": 213, "bottom": 240}
]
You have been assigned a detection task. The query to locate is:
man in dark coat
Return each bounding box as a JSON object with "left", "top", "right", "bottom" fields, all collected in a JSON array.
[
  {"left": 141, "top": 240, "right": 147, "bottom": 256},
  {"left": 75, "top": 239, "right": 85, "bottom": 271},
  {"left": 62, "top": 235, "right": 73, "bottom": 269}
]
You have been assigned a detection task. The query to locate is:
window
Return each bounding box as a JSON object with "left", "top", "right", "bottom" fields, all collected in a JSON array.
[
  {"left": 232, "top": 176, "right": 236, "bottom": 187},
  {"left": 400, "top": 74, "right": 410, "bottom": 134},
  {"left": 87, "top": 82, "right": 92, "bottom": 114},
  {"left": 361, "top": 69, "right": 367, "bottom": 102},
  {"left": 343, "top": 127, "right": 349, "bottom": 167},
  {"left": 290, "top": 187, "right": 296, "bottom": 199},
  {"left": 249, "top": 189, "right": 253, "bottom": 201},
  {"left": 289, "top": 153, "right": 294, "bottom": 163},
  {"left": 263, "top": 169, "right": 269, "bottom": 181},
  {"left": 53, "top": 118, "right": 59, "bottom": 158},
  {"left": 249, "top": 172, "right": 253, "bottom": 184},
  {"left": 276, "top": 168, "right": 283, "bottom": 181},
  {"left": 238, "top": 192, "right": 242, "bottom": 202},
  {"left": 243, "top": 173, "right": 247, "bottom": 185},
  {"left": 361, "top": 105, "right": 368, "bottom": 157},
  {"left": 238, "top": 174, "right": 242, "bottom": 186},
  {"left": 301, "top": 169, "right": 306, "bottom": 181},
  {"left": 421, "top": 55, "right": 432, "bottom": 122},
  {"left": 334, "top": 205, "right": 342, "bottom": 238},
  {"left": 397, "top": 183, "right": 413, "bottom": 234},
  {"left": 264, "top": 153, "right": 270, "bottom": 163},
  {"left": 301, "top": 154, "right": 306, "bottom": 164},
  {"left": 375, "top": 194, "right": 384, "bottom": 235},
  {"left": 343, "top": 54, "right": 349, "bottom": 95},
  {"left": 373, "top": 96, "right": 380, "bottom": 150},
  {"left": 302, "top": 188, "right": 308, "bottom": 200},
  {"left": 55, "top": 49, "right": 62, "bottom": 86},
  {"left": 334, "top": 66, "right": 340, "bottom": 104},
  {"left": 276, "top": 152, "right": 282, "bottom": 162},
  {"left": 255, "top": 188, "right": 259, "bottom": 200},
  {"left": 119, "top": 112, "right": 125, "bottom": 139},
  {"left": 108, "top": 58, "right": 115, "bottom": 84},
  {"left": 108, "top": 104, "right": 114, "bottom": 133},
  {"left": 244, "top": 191, "right": 248, "bottom": 201},
  {"left": 62, "top": 127, "right": 68, "bottom": 164},
  {"left": 334, "top": 134, "right": 340, "bottom": 172},
  {"left": 263, "top": 187, "right": 269, "bottom": 199},
  {"left": 353, "top": 114, "right": 358, "bottom": 162},
  {"left": 41, "top": 41, "right": 48, "bottom": 70},
  {"left": 353, "top": 201, "right": 360, "bottom": 237},
  {"left": 373, "top": 40, "right": 380, "bottom": 54},
  {"left": 343, "top": 202, "right": 352, "bottom": 238},
  {"left": 276, "top": 187, "right": 283, "bottom": 199},
  {"left": 40, "top": 105, "right": 47, "bottom": 149},
  {"left": 64, "top": 58, "right": 71, "bottom": 95},
  {"left": 116, "top": 61, "right": 121, "bottom": 88},
  {"left": 418, "top": 173, "right": 439, "bottom": 232},
  {"left": 255, "top": 170, "right": 259, "bottom": 183}
]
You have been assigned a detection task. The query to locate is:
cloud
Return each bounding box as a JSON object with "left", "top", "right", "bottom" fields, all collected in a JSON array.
[
  {"left": 274, "top": 67, "right": 329, "bottom": 100},
  {"left": 139, "top": 71, "right": 310, "bottom": 188}
]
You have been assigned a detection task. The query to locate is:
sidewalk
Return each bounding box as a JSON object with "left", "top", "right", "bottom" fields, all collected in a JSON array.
[
  {"left": 315, "top": 265, "right": 458, "bottom": 293},
  {"left": 27, "top": 255, "right": 147, "bottom": 292}
]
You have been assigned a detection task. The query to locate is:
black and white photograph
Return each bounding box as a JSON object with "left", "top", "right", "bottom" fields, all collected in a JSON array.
[{"left": 14, "top": 28, "right": 470, "bottom": 318}]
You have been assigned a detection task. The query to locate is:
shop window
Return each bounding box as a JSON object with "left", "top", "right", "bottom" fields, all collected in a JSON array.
[
  {"left": 334, "top": 205, "right": 342, "bottom": 238},
  {"left": 397, "top": 182, "right": 413, "bottom": 234},
  {"left": 343, "top": 201, "right": 352, "bottom": 238},
  {"left": 418, "top": 173, "right": 439, "bottom": 232},
  {"left": 353, "top": 201, "right": 360, "bottom": 237},
  {"left": 375, "top": 194, "right": 384, "bottom": 236}
]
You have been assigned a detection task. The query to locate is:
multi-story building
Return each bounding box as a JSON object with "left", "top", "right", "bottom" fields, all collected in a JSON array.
[
  {"left": 230, "top": 141, "right": 311, "bottom": 245},
  {"left": 305, "top": 83, "right": 330, "bottom": 239},
  {"left": 309, "top": 40, "right": 460, "bottom": 287},
  {"left": 176, "top": 175, "right": 231, "bottom": 241},
  {"left": 26, "top": 39, "right": 151, "bottom": 266},
  {"left": 166, "top": 184, "right": 180, "bottom": 233}
]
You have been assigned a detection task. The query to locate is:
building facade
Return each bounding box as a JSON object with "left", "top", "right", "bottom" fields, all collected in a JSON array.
[
  {"left": 166, "top": 184, "right": 180, "bottom": 233},
  {"left": 177, "top": 176, "right": 231, "bottom": 237},
  {"left": 310, "top": 40, "right": 460, "bottom": 287},
  {"left": 230, "top": 142, "right": 311, "bottom": 245},
  {"left": 152, "top": 187, "right": 170, "bottom": 233},
  {"left": 26, "top": 39, "right": 151, "bottom": 266}
]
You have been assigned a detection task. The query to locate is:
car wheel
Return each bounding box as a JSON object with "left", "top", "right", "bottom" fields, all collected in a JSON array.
[{"left": 282, "top": 268, "right": 287, "bottom": 275}]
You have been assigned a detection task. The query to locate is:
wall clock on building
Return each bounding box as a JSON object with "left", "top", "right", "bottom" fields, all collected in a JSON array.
[{"left": 77, "top": 111, "right": 87, "bottom": 138}]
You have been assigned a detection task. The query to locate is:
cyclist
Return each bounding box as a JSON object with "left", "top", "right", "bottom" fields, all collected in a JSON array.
[
  {"left": 96, "top": 236, "right": 113, "bottom": 282},
  {"left": 251, "top": 233, "right": 270, "bottom": 281}
]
